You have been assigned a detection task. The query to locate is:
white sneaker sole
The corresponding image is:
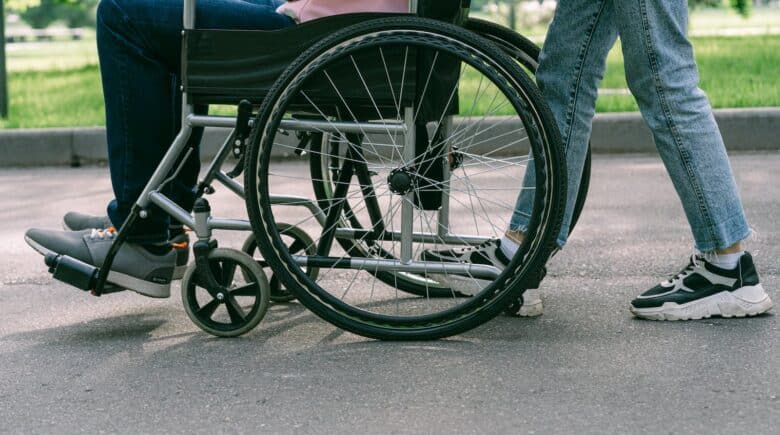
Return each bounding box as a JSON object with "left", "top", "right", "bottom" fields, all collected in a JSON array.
[
  {"left": 25, "top": 235, "right": 171, "bottom": 299},
  {"left": 428, "top": 274, "right": 544, "bottom": 317},
  {"left": 517, "top": 288, "right": 544, "bottom": 317},
  {"left": 630, "top": 284, "right": 774, "bottom": 321}
]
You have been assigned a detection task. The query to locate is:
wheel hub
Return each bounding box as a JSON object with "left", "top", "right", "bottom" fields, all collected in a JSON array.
[{"left": 387, "top": 168, "right": 415, "bottom": 195}]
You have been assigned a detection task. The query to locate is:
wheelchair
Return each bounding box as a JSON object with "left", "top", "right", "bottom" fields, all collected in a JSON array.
[{"left": 45, "top": 0, "right": 592, "bottom": 340}]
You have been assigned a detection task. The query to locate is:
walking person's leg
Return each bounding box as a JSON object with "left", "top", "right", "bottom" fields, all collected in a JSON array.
[
  {"left": 423, "top": 0, "right": 619, "bottom": 315},
  {"left": 425, "top": 0, "right": 773, "bottom": 319},
  {"left": 510, "top": 0, "right": 618, "bottom": 249},
  {"left": 611, "top": 0, "right": 772, "bottom": 319}
]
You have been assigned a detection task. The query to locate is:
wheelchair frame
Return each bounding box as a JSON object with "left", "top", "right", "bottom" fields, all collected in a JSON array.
[
  {"left": 112, "top": 0, "right": 500, "bottom": 298},
  {"left": 41, "top": 0, "right": 573, "bottom": 339}
]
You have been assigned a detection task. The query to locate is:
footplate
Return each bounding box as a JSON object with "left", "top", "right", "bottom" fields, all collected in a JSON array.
[{"left": 44, "top": 254, "right": 124, "bottom": 296}]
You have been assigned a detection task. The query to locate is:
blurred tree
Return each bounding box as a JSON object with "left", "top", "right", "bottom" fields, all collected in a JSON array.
[
  {"left": 5, "top": 0, "right": 41, "bottom": 11},
  {"left": 17, "top": 0, "right": 96, "bottom": 28},
  {"left": 477, "top": 1, "right": 754, "bottom": 25},
  {"left": 688, "top": 0, "right": 750, "bottom": 15},
  {"left": 729, "top": 0, "right": 751, "bottom": 17},
  {"left": 688, "top": 0, "right": 723, "bottom": 8},
  {"left": 6, "top": 0, "right": 96, "bottom": 28},
  {"left": 1, "top": 0, "right": 7, "bottom": 118}
]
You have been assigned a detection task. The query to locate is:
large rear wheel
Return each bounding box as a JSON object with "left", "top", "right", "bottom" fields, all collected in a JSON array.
[{"left": 245, "top": 17, "right": 567, "bottom": 340}]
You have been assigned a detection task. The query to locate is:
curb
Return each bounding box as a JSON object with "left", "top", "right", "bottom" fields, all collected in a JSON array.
[
  {"left": 1, "top": 108, "right": 778, "bottom": 167},
  {"left": 590, "top": 108, "right": 780, "bottom": 154}
]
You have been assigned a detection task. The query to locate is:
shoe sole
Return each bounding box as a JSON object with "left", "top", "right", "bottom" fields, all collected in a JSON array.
[
  {"left": 630, "top": 285, "right": 774, "bottom": 321},
  {"left": 63, "top": 220, "right": 188, "bottom": 281},
  {"left": 427, "top": 274, "right": 544, "bottom": 317},
  {"left": 173, "top": 265, "right": 186, "bottom": 280},
  {"left": 25, "top": 235, "right": 171, "bottom": 299},
  {"left": 517, "top": 288, "right": 544, "bottom": 317}
]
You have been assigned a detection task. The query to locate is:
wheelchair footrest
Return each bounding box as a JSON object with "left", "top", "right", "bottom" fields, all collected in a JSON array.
[
  {"left": 46, "top": 253, "right": 98, "bottom": 291},
  {"left": 44, "top": 254, "right": 124, "bottom": 296}
]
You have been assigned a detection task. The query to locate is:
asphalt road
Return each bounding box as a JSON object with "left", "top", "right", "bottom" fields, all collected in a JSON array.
[{"left": 1, "top": 153, "right": 778, "bottom": 434}]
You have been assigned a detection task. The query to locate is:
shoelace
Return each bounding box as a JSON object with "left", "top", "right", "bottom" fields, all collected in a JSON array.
[
  {"left": 88, "top": 227, "right": 117, "bottom": 240},
  {"left": 664, "top": 254, "right": 703, "bottom": 286}
]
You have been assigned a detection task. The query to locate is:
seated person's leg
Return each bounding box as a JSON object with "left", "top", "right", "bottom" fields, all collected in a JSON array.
[
  {"left": 420, "top": 0, "right": 615, "bottom": 316},
  {"left": 100, "top": 0, "right": 295, "bottom": 243},
  {"left": 25, "top": 0, "right": 295, "bottom": 298},
  {"left": 65, "top": 0, "right": 292, "bottom": 237}
]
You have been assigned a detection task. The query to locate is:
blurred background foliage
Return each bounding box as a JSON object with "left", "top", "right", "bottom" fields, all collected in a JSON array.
[
  {"left": 5, "top": 0, "right": 97, "bottom": 28},
  {"left": 1, "top": 0, "right": 761, "bottom": 30},
  {"left": 1, "top": 0, "right": 779, "bottom": 127}
]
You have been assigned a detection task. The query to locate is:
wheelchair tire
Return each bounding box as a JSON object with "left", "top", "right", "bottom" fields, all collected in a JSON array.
[
  {"left": 465, "top": 18, "right": 591, "bottom": 238},
  {"left": 246, "top": 16, "right": 567, "bottom": 340}
]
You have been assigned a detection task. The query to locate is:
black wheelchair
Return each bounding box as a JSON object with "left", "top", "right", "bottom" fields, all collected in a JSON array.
[{"left": 46, "top": 0, "right": 592, "bottom": 340}]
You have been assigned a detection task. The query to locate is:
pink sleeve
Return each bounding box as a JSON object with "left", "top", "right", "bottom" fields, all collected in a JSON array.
[{"left": 277, "top": 0, "right": 409, "bottom": 23}]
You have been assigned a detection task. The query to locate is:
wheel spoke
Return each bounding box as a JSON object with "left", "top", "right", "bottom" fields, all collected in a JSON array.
[
  {"left": 231, "top": 283, "right": 259, "bottom": 297},
  {"left": 224, "top": 296, "right": 247, "bottom": 323},
  {"left": 220, "top": 262, "right": 237, "bottom": 286},
  {"left": 196, "top": 299, "right": 221, "bottom": 319}
]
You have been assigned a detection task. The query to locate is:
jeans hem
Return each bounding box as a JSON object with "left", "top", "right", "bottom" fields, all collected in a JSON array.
[
  {"left": 508, "top": 220, "right": 568, "bottom": 250},
  {"left": 692, "top": 214, "right": 752, "bottom": 253}
]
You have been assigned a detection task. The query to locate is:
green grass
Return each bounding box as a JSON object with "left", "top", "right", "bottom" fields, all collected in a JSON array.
[
  {"left": 1, "top": 33, "right": 779, "bottom": 128},
  {"left": 0, "top": 65, "right": 105, "bottom": 129},
  {"left": 596, "top": 35, "right": 780, "bottom": 112}
]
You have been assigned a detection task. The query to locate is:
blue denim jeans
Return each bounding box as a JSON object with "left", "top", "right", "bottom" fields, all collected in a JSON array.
[
  {"left": 509, "top": 0, "right": 750, "bottom": 252},
  {"left": 96, "top": 0, "right": 293, "bottom": 243}
]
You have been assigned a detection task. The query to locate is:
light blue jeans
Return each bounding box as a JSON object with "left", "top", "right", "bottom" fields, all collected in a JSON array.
[{"left": 509, "top": 0, "right": 750, "bottom": 252}]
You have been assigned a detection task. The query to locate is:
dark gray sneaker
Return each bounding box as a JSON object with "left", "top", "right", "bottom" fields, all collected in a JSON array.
[
  {"left": 62, "top": 212, "right": 189, "bottom": 279},
  {"left": 25, "top": 227, "right": 176, "bottom": 298},
  {"left": 168, "top": 232, "right": 190, "bottom": 279},
  {"left": 62, "top": 212, "right": 112, "bottom": 232}
]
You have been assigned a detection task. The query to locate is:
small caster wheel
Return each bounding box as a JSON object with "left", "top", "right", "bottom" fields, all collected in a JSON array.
[
  {"left": 242, "top": 223, "right": 318, "bottom": 303},
  {"left": 182, "top": 248, "right": 270, "bottom": 337}
]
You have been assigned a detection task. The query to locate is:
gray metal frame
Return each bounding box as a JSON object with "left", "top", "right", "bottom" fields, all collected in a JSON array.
[{"left": 131, "top": 0, "right": 498, "bottom": 280}]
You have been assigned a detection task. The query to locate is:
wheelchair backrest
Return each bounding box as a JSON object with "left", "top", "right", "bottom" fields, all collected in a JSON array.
[
  {"left": 183, "top": 1, "right": 471, "bottom": 120},
  {"left": 417, "top": 0, "right": 470, "bottom": 24}
]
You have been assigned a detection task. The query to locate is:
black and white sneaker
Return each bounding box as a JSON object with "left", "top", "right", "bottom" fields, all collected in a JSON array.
[
  {"left": 420, "top": 239, "right": 543, "bottom": 316},
  {"left": 421, "top": 239, "right": 511, "bottom": 267},
  {"left": 630, "top": 252, "right": 773, "bottom": 321}
]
